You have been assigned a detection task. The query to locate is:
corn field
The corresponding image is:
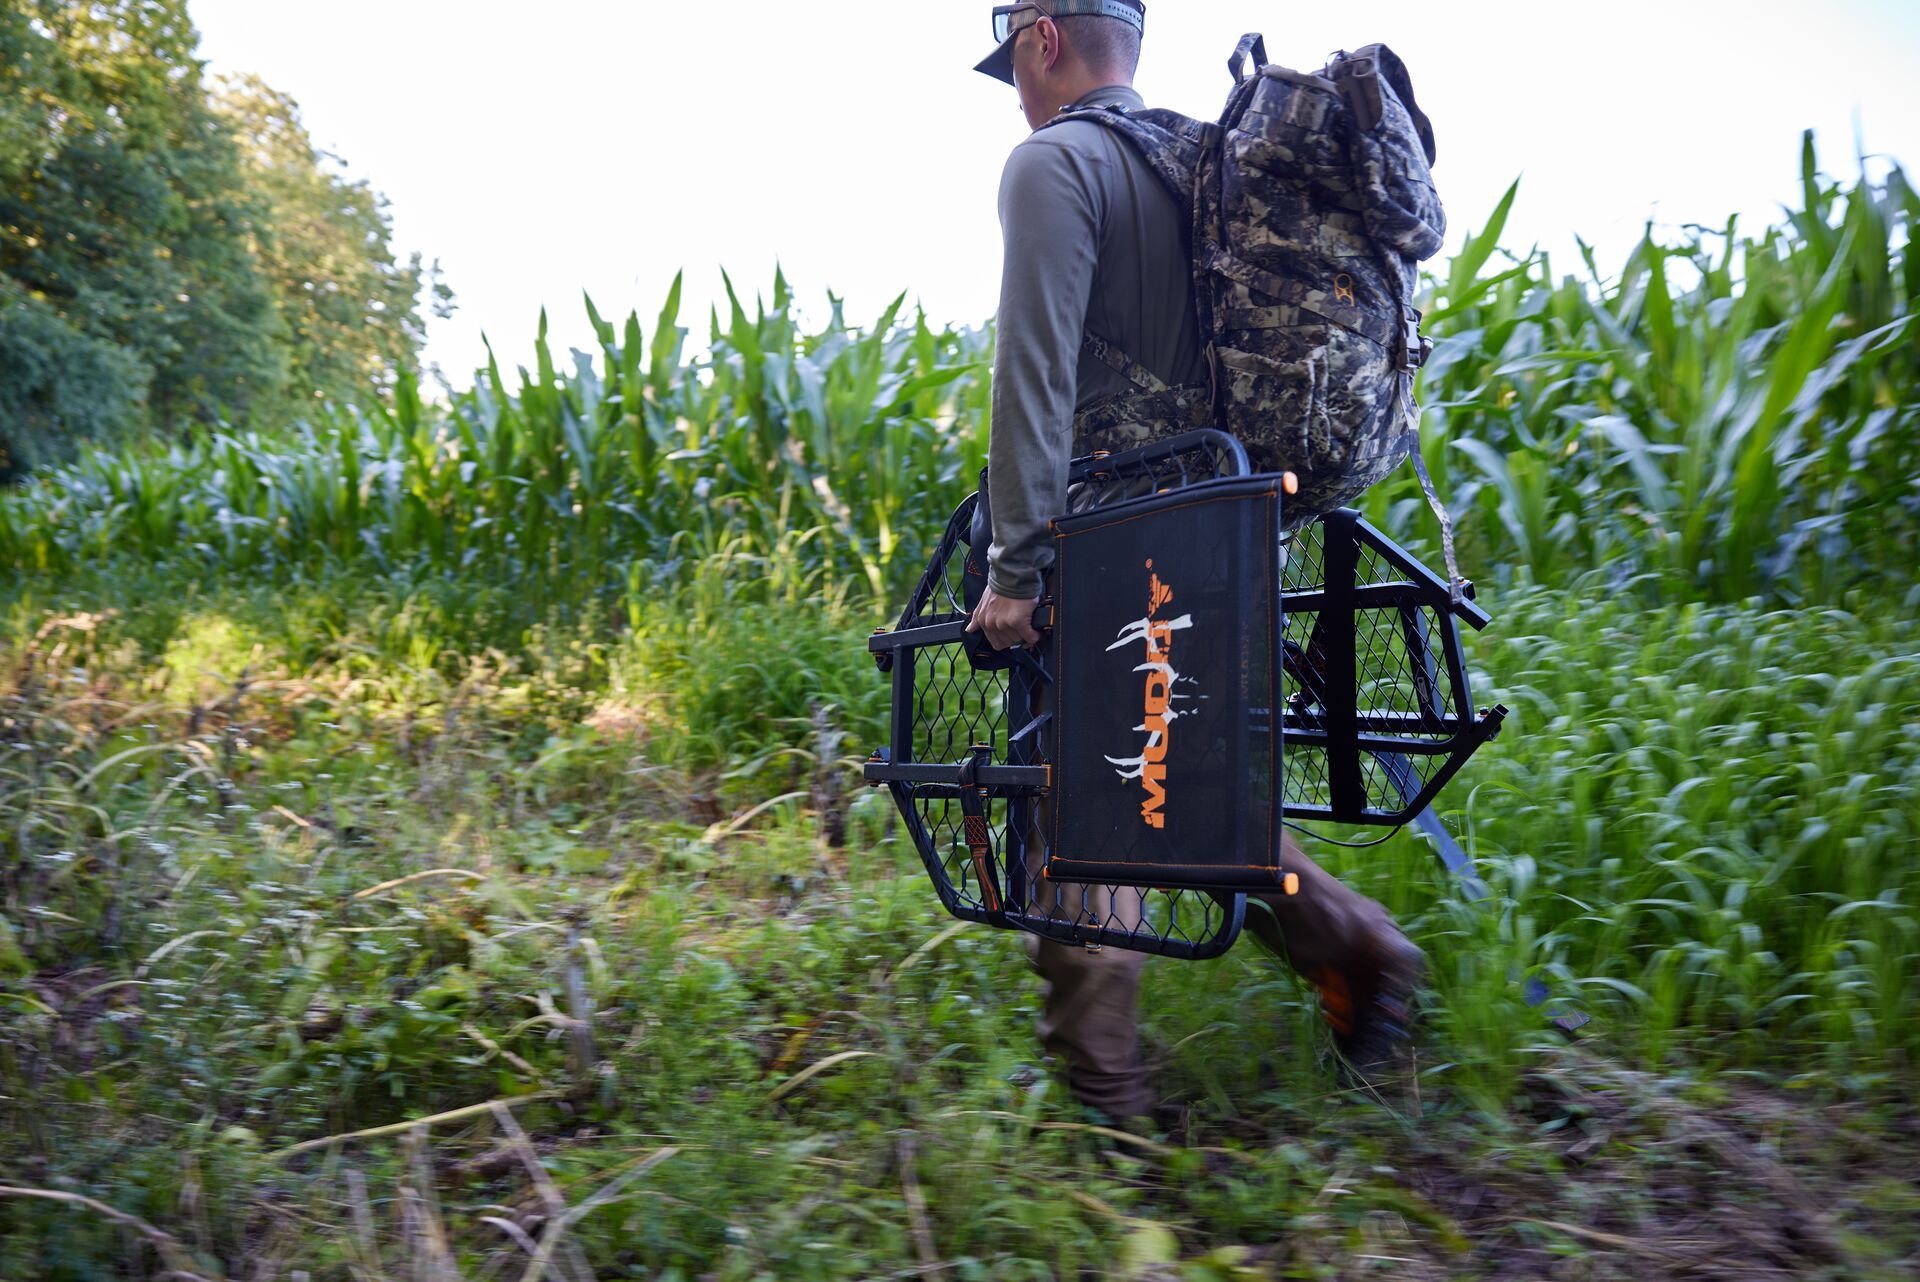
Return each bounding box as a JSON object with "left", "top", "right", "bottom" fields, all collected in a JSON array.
[{"left": 2, "top": 136, "right": 1914, "bottom": 609}]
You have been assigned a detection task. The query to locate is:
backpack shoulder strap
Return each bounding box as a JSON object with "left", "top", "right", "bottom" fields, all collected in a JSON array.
[
  {"left": 1040, "top": 104, "right": 1215, "bottom": 227},
  {"left": 1081, "top": 332, "right": 1171, "bottom": 394}
]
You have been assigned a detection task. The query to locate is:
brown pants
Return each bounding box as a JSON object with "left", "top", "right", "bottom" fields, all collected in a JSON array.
[
  {"left": 1012, "top": 617, "right": 1400, "bottom": 1120},
  {"left": 1022, "top": 835, "right": 1398, "bottom": 1120}
]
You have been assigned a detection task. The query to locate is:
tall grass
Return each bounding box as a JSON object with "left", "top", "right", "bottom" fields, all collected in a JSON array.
[
  {"left": 1408, "top": 586, "right": 1920, "bottom": 1089},
  {"left": 1, "top": 137, "right": 1912, "bottom": 607},
  {"left": 0, "top": 569, "right": 1914, "bottom": 1279}
]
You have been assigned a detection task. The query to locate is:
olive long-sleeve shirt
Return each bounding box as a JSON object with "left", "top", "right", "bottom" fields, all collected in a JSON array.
[{"left": 986, "top": 83, "right": 1207, "bottom": 599}]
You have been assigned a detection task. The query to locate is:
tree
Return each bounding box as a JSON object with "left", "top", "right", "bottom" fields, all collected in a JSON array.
[
  {"left": 0, "top": 0, "right": 285, "bottom": 470},
  {"left": 213, "top": 74, "right": 451, "bottom": 415},
  {"left": 1, "top": 2, "right": 446, "bottom": 476},
  {"left": 0, "top": 1, "right": 155, "bottom": 475},
  {"left": 0, "top": 3, "right": 59, "bottom": 189}
]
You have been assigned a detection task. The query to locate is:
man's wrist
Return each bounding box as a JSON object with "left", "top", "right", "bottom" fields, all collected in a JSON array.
[{"left": 985, "top": 569, "right": 1038, "bottom": 600}]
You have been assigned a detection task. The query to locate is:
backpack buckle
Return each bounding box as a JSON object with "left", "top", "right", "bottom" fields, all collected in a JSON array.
[{"left": 1401, "top": 312, "right": 1431, "bottom": 373}]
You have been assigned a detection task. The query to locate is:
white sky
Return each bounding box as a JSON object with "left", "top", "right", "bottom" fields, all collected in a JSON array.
[{"left": 186, "top": 0, "right": 1920, "bottom": 390}]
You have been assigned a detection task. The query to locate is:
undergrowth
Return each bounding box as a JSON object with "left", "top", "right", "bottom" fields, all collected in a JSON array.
[{"left": 0, "top": 560, "right": 1914, "bottom": 1280}]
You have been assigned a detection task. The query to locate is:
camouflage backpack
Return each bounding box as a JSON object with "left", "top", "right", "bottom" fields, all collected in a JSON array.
[{"left": 1051, "top": 36, "right": 1460, "bottom": 586}]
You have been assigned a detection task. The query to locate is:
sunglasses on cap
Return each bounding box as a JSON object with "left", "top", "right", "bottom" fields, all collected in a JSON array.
[
  {"left": 992, "top": 0, "right": 1145, "bottom": 44},
  {"left": 991, "top": 3, "right": 1047, "bottom": 45}
]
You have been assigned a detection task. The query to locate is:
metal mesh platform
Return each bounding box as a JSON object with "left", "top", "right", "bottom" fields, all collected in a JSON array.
[{"left": 866, "top": 431, "right": 1505, "bottom": 957}]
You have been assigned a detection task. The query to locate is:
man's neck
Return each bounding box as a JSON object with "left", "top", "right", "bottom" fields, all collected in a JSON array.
[
  {"left": 1056, "top": 72, "right": 1135, "bottom": 108},
  {"left": 1072, "top": 81, "right": 1139, "bottom": 106}
]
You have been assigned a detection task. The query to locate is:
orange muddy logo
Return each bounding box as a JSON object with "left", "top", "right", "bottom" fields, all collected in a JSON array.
[{"left": 1104, "top": 559, "right": 1196, "bottom": 829}]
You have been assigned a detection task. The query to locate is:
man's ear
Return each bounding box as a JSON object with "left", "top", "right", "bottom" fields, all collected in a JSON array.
[{"left": 1034, "top": 15, "right": 1063, "bottom": 73}]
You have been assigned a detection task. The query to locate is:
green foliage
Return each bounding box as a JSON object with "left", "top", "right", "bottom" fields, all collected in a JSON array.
[
  {"left": 1397, "top": 587, "right": 1920, "bottom": 1095},
  {"left": 0, "top": 3, "right": 59, "bottom": 188},
  {"left": 0, "top": 270, "right": 991, "bottom": 600},
  {"left": 211, "top": 73, "right": 451, "bottom": 414},
  {"left": 0, "top": 275, "right": 152, "bottom": 470},
  {"left": 0, "top": 572, "right": 1914, "bottom": 1279},
  {"left": 1363, "top": 141, "right": 1920, "bottom": 601},
  {"left": 4, "top": 138, "right": 1912, "bottom": 606},
  {"left": 0, "top": 4, "right": 438, "bottom": 470},
  {"left": 0, "top": 0, "right": 287, "bottom": 466},
  {"left": 614, "top": 533, "right": 889, "bottom": 776}
]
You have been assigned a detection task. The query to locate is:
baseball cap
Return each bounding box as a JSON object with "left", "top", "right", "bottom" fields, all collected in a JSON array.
[{"left": 974, "top": 0, "right": 1147, "bottom": 86}]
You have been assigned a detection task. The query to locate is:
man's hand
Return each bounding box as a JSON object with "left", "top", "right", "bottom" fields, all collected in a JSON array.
[{"left": 966, "top": 586, "right": 1042, "bottom": 652}]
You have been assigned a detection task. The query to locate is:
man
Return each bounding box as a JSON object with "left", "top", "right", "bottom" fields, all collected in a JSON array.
[{"left": 964, "top": 0, "right": 1425, "bottom": 1124}]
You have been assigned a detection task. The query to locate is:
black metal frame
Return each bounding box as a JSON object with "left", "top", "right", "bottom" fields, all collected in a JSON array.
[
  {"left": 869, "top": 433, "right": 1254, "bottom": 959},
  {"left": 865, "top": 430, "right": 1513, "bottom": 963}
]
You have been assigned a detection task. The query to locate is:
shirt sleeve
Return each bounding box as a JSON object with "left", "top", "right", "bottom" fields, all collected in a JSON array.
[{"left": 986, "top": 134, "right": 1104, "bottom": 599}]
